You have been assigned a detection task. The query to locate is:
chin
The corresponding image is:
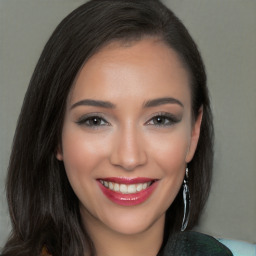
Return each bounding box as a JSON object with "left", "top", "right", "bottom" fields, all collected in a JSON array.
[{"left": 99, "top": 206, "right": 165, "bottom": 236}]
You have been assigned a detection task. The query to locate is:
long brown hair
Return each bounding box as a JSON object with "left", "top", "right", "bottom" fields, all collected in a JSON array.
[{"left": 2, "top": 0, "right": 213, "bottom": 255}]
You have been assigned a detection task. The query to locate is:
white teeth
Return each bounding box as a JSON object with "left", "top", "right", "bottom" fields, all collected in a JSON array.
[
  {"left": 136, "top": 183, "right": 143, "bottom": 192},
  {"left": 114, "top": 183, "right": 119, "bottom": 192},
  {"left": 142, "top": 183, "right": 148, "bottom": 189},
  {"left": 120, "top": 184, "right": 127, "bottom": 193},
  {"left": 100, "top": 180, "right": 153, "bottom": 194},
  {"left": 104, "top": 181, "right": 109, "bottom": 188},
  {"left": 109, "top": 182, "right": 114, "bottom": 190},
  {"left": 128, "top": 184, "right": 136, "bottom": 193}
]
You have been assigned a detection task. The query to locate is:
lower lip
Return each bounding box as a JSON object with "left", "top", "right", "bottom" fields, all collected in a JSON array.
[{"left": 98, "top": 181, "right": 158, "bottom": 206}]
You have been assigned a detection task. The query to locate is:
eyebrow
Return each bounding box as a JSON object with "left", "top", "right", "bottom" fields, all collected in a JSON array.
[
  {"left": 70, "top": 99, "right": 115, "bottom": 109},
  {"left": 143, "top": 97, "right": 184, "bottom": 108},
  {"left": 70, "top": 97, "right": 183, "bottom": 110}
]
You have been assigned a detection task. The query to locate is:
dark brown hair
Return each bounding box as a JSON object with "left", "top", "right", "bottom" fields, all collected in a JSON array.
[{"left": 2, "top": 0, "right": 213, "bottom": 255}]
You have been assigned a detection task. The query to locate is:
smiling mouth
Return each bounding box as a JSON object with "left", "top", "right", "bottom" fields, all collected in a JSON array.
[
  {"left": 99, "top": 180, "right": 154, "bottom": 194},
  {"left": 98, "top": 177, "right": 158, "bottom": 206}
]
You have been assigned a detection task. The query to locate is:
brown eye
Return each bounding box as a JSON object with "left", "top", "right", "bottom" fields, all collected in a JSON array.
[
  {"left": 87, "top": 117, "right": 104, "bottom": 126},
  {"left": 76, "top": 115, "right": 109, "bottom": 127},
  {"left": 152, "top": 116, "right": 168, "bottom": 125},
  {"left": 146, "top": 113, "right": 181, "bottom": 127}
]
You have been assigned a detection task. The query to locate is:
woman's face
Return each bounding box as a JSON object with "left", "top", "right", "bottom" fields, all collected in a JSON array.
[{"left": 57, "top": 38, "right": 202, "bottom": 236}]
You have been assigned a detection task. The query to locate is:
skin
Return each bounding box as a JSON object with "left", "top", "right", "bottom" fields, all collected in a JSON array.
[{"left": 57, "top": 38, "right": 202, "bottom": 256}]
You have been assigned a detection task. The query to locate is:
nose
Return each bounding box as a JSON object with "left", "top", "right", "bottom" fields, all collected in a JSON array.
[{"left": 109, "top": 125, "right": 147, "bottom": 171}]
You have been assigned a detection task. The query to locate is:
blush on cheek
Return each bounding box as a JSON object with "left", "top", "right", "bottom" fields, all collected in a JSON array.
[
  {"left": 155, "top": 137, "right": 188, "bottom": 167},
  {"left": 62, "top": 129, "right": 106, "bottom": 165}
]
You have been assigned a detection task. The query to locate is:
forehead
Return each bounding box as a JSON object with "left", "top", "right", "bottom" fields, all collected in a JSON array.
[{"left": 68, "top": 38, "right": 191, "bottom": 107}]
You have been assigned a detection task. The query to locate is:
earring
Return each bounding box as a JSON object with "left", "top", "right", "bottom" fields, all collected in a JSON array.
[{"left": 181, "top": 167, "right": 191, "bottom": 231}]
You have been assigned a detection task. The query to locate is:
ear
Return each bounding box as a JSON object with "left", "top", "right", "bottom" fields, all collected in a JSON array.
[
  {"left": 56, "top": 145, "right": 63, "bottom": 161},
  {"left": 185, "top": 106, "right": 203, "bottom": 163}
]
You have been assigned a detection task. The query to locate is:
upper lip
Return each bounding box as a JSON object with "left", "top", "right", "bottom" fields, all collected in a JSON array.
[{"left": 97, "top": 177, "right": 157, "bottom": 184}]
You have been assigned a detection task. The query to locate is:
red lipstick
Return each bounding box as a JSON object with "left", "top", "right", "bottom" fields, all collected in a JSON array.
[
  {"left": 100, "top": 177, "right": 154, "bottom": 184},
  {"left": 97, "top": 177, "right": 158, "bottom": 206}
]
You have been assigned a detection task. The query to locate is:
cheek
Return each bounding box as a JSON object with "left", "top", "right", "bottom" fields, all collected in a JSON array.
[
  {"left": 146, "top": 129, "right": 189, "bottom": 202},
  {"left": 60, "top": 128, "right": 114, "bottom": 215},
  {"left": 144, "top": 131, "right": 189, "bottom": 212},
  {"left": 147, "top": 129, "right": 189, "bottom": 174},
  {"left": 155, "top": 136, "right": 188, "bottom": 195},
  {"left": 60, "top": 127, "right": 109, "bottom": 188}
]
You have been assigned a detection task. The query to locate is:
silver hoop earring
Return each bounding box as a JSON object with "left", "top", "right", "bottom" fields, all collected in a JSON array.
[{"left": 181, "top": 167, "right": 191, "bottom": 231}]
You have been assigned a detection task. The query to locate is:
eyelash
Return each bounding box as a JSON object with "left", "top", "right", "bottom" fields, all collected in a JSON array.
[
  {"left": 76, "top": 114, "right": 109, "bottom": 128},
  {"left": 76, "top": 112, "right": 181, "bottom": 128},
  {"left": 146, "top": 112, "right": 181, "bottom": 127}
]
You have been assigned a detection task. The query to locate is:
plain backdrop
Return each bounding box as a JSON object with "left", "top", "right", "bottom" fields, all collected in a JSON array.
[{"left": 0, "top": 0, "right": 255, "bottom": 248}]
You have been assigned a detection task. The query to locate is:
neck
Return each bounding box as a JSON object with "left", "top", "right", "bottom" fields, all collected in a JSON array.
[{"left": 81, "top": 208, "right": 165, "bottom": 256}]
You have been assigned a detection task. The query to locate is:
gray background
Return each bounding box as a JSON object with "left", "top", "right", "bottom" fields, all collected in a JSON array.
[{"left": 0, "top": 0, "right": 255, "bottom": 249}]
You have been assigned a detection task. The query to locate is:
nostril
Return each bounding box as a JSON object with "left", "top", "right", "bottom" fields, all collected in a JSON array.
[{"left": 109, "top": 134, "right": 148, "bottom": 170}]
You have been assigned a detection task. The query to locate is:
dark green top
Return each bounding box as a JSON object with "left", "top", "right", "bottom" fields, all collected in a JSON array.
[
  {"left": 158, "top": 231, "right": 233, "bottom": 256},
  {"left": 0, "top": 231, "right": 233, "bottom": 256}
]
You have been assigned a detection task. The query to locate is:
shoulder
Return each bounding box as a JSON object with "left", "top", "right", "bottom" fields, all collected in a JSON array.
[
  {"left": 218, "top": 239, "right": 256, "bottom": 256},
  {"left": 161, "top": 231, "right": 233, "bottom": 255}
]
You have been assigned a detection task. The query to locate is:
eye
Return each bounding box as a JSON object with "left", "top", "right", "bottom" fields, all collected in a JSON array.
[
  {"left": 146, "top": 113, "right": 181, "bottom": 127},
  {"left": 76, "top": 115, "right": 109, "bottom": 127}
]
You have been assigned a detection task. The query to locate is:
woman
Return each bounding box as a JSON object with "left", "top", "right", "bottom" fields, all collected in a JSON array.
[{"left": 1, "top": 0, "right": 233, "bottom": 255}]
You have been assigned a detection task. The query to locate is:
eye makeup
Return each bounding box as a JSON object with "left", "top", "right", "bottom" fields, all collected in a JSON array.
[
  {"left": 145, "top": 112, "right": 182, "bottom": 127},
  {"left": 74, "top": 110, "right": 182, "bottom": 130},
  {"left": 75, "top": 113, "right": 110, "bottom": 128}
]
